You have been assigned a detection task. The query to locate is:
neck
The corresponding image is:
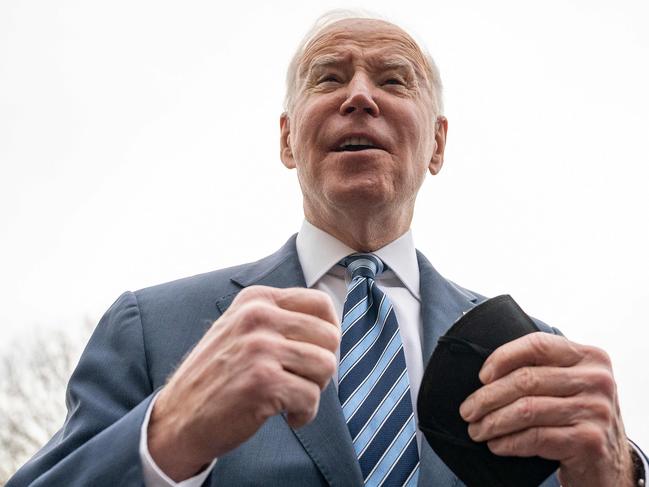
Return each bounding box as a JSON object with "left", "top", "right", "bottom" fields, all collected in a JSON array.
[{"left": 304, "top": 203, "right": 413, "bottom": 252}]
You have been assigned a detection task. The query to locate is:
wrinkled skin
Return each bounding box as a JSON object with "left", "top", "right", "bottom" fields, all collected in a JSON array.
[
  {"left": 460, "top": 332, "right": 634, "bottom": 487},
  {"left": 280, "top": 19, "right": 447, "bottom": 252}
]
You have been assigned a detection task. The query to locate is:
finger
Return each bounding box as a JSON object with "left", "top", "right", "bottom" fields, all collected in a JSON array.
[
  {"left": 236, "top": 331, "right": 336, "bottom": 389},
  {"left": 272, "top": 287, "right": 339, "bottom": 327},
  {"left": 272, "top": 371, "right": 322, "bottom": 429},
  {"left": 460, "top": 365, "right": 586, "bottom": 422},
  {"left": 480, "top": 333, "right": 584, "bottom": 384},
  {"left": 231, "top": 286, "right": 338, "bottom": 327},
  {"left": 233, "top": 302, "right": 341, "bottom": 353},
  {"left": 278, "top": 338, "right": 337, "bottom": 389},
  {"left": 486, "top": 424, "right": 584, "bottom": 460},
  {"left": 276, "top": 307, "right": 341, "bottom": 353},
  {"left": 468, "top": 395, "right": 589, "bottom": 442}
]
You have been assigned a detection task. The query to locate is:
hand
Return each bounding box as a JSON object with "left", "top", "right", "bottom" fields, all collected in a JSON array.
[
  {"left": 459, "top": 332, "right": 635, "bottom": 487},
  {"left": 147, "top": 286, "right": 340, "bottom": 481}
]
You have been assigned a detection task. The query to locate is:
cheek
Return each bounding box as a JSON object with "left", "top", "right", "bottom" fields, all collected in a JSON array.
[
  {"left": 294, "top": 97, "right": 331, "bottom": 132},
  {"left": 410, "top": 112, "right": 435, "bottom": 159}
]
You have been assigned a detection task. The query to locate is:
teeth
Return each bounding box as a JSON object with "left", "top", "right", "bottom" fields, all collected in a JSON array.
[{"left": 338, "top": 137, "right": 376, "bottom": 149}]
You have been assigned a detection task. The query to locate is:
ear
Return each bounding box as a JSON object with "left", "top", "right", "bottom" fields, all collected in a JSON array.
[
  {"left": 429, "top": 116, "right": 448, "bottom": 175},
  {"left": 280, "top": 113, "right": 295, "bottom": 169}
]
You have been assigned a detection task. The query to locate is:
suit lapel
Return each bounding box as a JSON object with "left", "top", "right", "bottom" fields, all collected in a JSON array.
[
  {"left": 215, "top": 235, "right": 364, "bottom": 487},
  {"left": 416, "top": 250, "right": 480, "bottom": 487},
  {"left": 416, "top": 251, "right": 481, "bottom": 361},
  {"left": 292, "top": 383, "right": 364, "bottom": 486}
]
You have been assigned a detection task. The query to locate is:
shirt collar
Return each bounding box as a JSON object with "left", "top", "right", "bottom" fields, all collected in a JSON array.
[{"left": 296, "top": 219, "right": 421, "bottom": 300}]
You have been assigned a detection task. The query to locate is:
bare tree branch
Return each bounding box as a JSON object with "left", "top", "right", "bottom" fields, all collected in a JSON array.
[{"left": 0, "top": 319, "right": 93, "bottom": 484}]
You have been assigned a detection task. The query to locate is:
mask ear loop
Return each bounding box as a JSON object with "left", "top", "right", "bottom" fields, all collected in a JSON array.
[{"left": 437, "top": 335, "right": 493, "bottom": 359}]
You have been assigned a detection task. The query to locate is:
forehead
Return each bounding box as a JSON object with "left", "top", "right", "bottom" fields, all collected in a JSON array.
[{"left": 298, "top": 19, "right": 431, "bottom": 79}]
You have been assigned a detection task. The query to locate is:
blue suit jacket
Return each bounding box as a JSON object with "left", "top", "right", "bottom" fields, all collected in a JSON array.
[{"left": 9, "top": 236, "right": 568, "bottom": 486}]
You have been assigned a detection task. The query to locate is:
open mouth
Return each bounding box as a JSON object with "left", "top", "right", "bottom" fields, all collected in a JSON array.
[
  {"left": 333, "top": 136, "right": 382, "bottom": 152},
  {"left": 335, "top": 145, "right": 377, "bottom": 152}
]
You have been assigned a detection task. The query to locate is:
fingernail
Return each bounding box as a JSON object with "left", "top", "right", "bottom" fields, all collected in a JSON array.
[
  {"left": 487, "top": 439, "right": 503, "bottom": 454},
  {"left": 467, "top": 423, "right": 481, "bottom": 441},
  {"left": 459, "top": 399, "right": 473, "bottom": 420},
  {"left": 479, "top": 364, "right": 493, "bottom": 384}
]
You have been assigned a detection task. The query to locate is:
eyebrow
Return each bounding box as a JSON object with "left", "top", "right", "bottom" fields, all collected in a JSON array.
[
  {"left": 379, "top": 57, "right": 412, "bottom": 70},
  {"left": 301, "top": 53, "right": 422, "bottom": 81},
  {"left": 375, "top": 56, "right": 420, "bottom": 78},
  {"left": 303, "top": 55, "right": 346, "bottom": 77}
]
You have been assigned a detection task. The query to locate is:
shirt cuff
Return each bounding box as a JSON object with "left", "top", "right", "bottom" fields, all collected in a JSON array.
[{"left": 139, "top": 391, "right": 217, "bottom": 487}]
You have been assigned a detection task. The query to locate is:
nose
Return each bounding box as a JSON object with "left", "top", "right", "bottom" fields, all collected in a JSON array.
[{"left": 339, "top": 73, "right": 380, "bottom": 117}]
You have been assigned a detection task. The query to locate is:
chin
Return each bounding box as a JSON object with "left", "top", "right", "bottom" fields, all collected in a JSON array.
[{"left": 327, "top": 182, "right": 394, "bottom": 209}]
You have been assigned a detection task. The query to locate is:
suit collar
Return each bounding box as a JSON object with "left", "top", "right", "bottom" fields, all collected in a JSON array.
[
  {"left": 230, "top": 234, "right": 305, "bottom": 289},
  {"left": 215, "top": 235, "right": 305, "bottom": 314}
]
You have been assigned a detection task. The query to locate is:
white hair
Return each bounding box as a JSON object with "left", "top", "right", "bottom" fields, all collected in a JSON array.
[{"left": 283, "top": 9, "right": 444, "bottom": 118}]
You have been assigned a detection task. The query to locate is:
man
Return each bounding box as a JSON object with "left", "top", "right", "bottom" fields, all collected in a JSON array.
[{"left": 9, "top": 11, "right": 647, "bottom": 487}]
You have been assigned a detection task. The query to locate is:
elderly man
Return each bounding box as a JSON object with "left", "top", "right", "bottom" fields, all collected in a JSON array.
[{"left": 9, "top": 12, "right": 646, "bottom": 487}]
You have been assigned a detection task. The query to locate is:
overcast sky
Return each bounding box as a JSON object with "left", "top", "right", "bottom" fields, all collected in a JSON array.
[{"left": 1, "top": 0, "right": 648, "bottom": 447}]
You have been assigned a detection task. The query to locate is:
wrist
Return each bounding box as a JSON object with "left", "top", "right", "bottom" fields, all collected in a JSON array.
[{"left": 148, "top": 391, "right": 210, "bottom": 482}]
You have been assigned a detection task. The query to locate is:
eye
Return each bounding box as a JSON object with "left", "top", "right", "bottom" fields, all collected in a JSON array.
[
  {"left": 317, "top": 74, "right": 342, "bottom": 84},
  {"left": 383, "top": 77, "right": 405, "bottom": 86}
]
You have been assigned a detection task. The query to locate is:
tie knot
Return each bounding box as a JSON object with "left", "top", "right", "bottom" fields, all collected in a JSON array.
[{"left": 340, "top": 253, "right": 385, "bottom": 280}]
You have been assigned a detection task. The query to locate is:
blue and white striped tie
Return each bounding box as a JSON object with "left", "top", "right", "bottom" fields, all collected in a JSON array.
[{"left": 338, "top": 254, "right": 419, "bottom": 486}]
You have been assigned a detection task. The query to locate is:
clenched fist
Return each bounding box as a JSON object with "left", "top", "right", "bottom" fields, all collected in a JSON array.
[{"left": 147, "top": 286, "right": 340, "bottom": 481}]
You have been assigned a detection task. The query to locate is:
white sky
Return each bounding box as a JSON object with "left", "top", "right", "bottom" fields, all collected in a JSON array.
[{"left": 1, "top": 0, "right": 648, "bottom": 448}]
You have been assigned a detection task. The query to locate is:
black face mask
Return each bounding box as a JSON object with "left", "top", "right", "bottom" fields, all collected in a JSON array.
[{"left": 417, "top": 295, "right": 559, "bottom": 487}]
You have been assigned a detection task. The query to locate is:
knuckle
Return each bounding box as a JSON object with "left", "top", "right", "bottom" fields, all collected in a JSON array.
[
  {"left": 311, "top": 288, "right": 333, "bottom": 308},
  {"left": 517, "top": 396, "right": 536, "bottom": 423},
  {"left": 293, "top": 384, "right": 320, "bottom": 423},
  {"left": 531, "top": 427, "right": 546, "bottom": 451},
  {"left": 311, "top": 351, "right": 336, "bottom": 389},
  {"left": 514, "top": 366, "right": 539, "bottom": 394},
  {"left": 321, "top": 351, "right": 337, "bottom": 380},
  {"left": 323, "top": 325, "right": 342, "bottom": 352},
  {"left": 242, "top": 333, "right": 274, "bottom": 356},
  {"left": 307, "top": 383, "right": 321, "bottom": 406},
  {"left": 528, "top": 332, "right": 552, "bottom": 356},
  {"left": 246, "top": 361, "right": 278, "bottom": 392},
  {"left": 311, "top": 289, "right": 337, "bottom": 321},
  {"left": 588, "top": 346, "right": 613, "bottom": 368},
  {"left": 588, "top": 368, "right": 616, "bottom": 397},
  {"left": 577, "top": 424, "right": 607, "bottom": 455},
  {"left": 235, "top": 285, "right": 263, "bottom": 303},
  {"left": 304, "top": 385, "right": 321, "bottom": 420},
  {"left": 253, "top": 403, "right": 276, "bottom": 424},
  {"left": 591, "top": 399, "right": 613, "bottom": 423},
  {"left": 482, "top": 414, "right": 498, "bottom": 436},
  {"left": 238, "top": 302, "right": 275, "bottom": 331}
]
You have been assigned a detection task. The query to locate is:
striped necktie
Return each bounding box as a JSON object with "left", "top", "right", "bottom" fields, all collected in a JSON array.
[{"left": 338, "top": 254, "right": 420, "bottom": 486}]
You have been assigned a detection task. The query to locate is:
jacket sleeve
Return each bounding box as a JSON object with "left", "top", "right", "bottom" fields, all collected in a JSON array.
[{"left": 7, "top": 291, "right": 155, "bottom": 487}]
